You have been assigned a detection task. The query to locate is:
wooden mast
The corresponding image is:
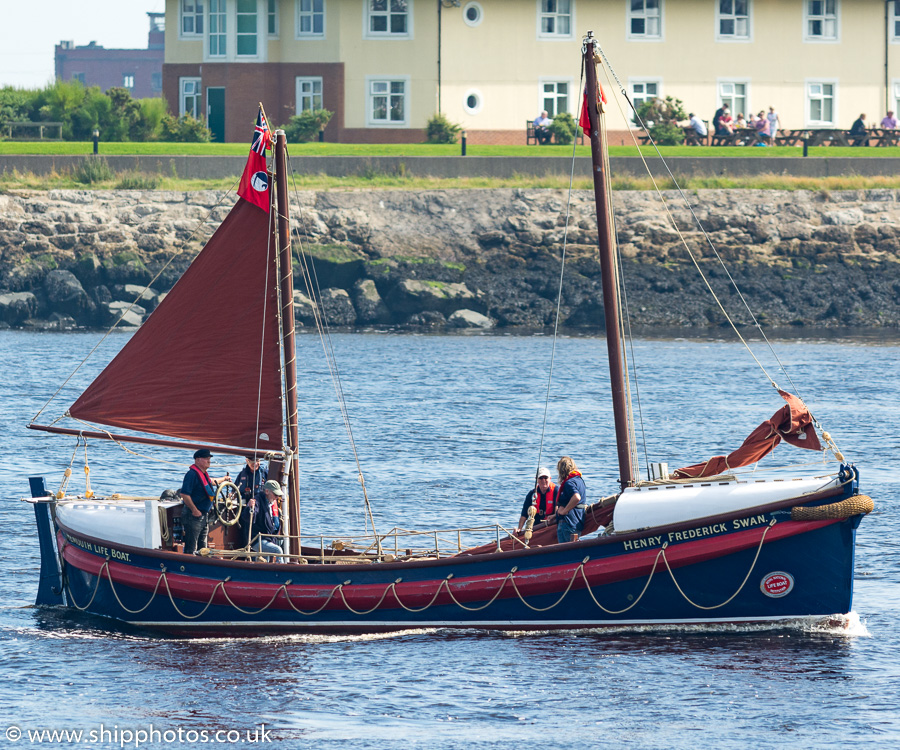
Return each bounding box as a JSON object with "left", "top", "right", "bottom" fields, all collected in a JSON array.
[
  {"left": 274, "top": 130, "right": 302, "bottom": 555},
  {"left": 583, "top": 32, "right": 635, "bottom": 489}
]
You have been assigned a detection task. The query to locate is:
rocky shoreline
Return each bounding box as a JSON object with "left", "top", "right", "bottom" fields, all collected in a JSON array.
[{"left": 2, "top": 187, "right": 900, "bottom": 332}]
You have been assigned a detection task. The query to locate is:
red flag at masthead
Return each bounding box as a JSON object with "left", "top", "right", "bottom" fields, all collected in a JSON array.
[{"left": 238, "top": 106, "right": 272, "bottom": 212}]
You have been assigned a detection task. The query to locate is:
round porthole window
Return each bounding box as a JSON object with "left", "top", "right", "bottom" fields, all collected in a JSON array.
[
  {"left": 463, "top": 2, "right": 483, "bottom": 27},
  {"left": 464, "top": 89, "right": 482, "bottom": 115}
]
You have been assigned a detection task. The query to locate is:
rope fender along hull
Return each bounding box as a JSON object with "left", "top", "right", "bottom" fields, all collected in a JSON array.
[{"left": 55, "top": 507, "right": 861, "bottom": 635}]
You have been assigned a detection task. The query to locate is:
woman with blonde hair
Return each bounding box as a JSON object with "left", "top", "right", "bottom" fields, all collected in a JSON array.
[{"left": 555, "top": 456, "right": 587, "bottom": 543}]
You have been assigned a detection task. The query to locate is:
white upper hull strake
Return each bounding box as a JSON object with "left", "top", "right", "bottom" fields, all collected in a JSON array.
[
  {"left": 56, "top": 498, "right": 167, "bottom": 549},
  {"left": 613, "top": 475, "right": 840, "bottom": 533}
]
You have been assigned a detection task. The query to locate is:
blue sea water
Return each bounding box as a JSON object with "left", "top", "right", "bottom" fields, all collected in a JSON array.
[{"left": 1, "top": 329, "right": 898, "bottom": 749}]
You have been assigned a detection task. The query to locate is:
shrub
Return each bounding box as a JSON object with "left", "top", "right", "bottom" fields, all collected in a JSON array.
[
  {"left": 116, "top": 171, "right": 161, "bottom": 190},
  {"left": 159, "top": 113, "right": 212, "bottom": 142},
  {"left": 73, "top": 156, "right": 114, "bottom": 184},
  {"left": 549, "top": 111, "right": 579, "bottom": 145},
  {"left": 135, "top": 98, "right": 168, "bottom": 141},
  {"left": 281, "top": 109, "right": 333, "bottom": 143},
  {"left": 425, "top": 113, "right": 461, "bottom": 144},
  {"left": 635, "top": 95, "right": 688, "bottom": 146}
]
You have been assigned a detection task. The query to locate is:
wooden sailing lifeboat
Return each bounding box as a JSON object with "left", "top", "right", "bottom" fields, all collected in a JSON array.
[{"left": 27, "top": 38, "right": 872, "bottom": 636}]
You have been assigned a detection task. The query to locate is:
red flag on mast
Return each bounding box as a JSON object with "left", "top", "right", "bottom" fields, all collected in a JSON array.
[
  {"left": 579, "top": 84, "right": 607, "bottom": 132},
  {"left": 237, "top": 107, "right": 272, "bottom": 212}
]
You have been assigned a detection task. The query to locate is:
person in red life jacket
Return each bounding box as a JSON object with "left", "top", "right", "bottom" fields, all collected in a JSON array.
[
  {"left": 248, "top": 479, "right": 285, "bottom": 562},
  {"left": 516, "top": 466, "right": 556, "bottom": 532},
  {"left": 178, "top": 448, "right": 230, "bottom": 555},
  {"left": 555, "top": 455, "right": 587, "bottom": 544},
  {"left": 236, "top": 455, "right": 268, "bottom": 548}
]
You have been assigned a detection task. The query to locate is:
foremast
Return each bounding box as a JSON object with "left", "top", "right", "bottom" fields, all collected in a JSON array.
[
  {"left": 273, "top": 130, "right": 302, "bottom": 556},
  {"left": 583, "top": 32, "right": 635, "bottom": 489}
]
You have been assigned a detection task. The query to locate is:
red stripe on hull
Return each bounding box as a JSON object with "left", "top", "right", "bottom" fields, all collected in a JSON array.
[{"left": 59, "top": 518, "right": 838, "bottom": 612}]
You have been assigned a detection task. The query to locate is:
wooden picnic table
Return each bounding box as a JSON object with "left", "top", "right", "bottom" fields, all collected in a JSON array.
[
  {"left": 869, "top": 128, "right": 900, "bottom": 147},
  {"left": 805, "top": 128, "right": 851, "bottom": 147},
  {"left": 774, "top": 129, "right": 807, "bottom": 146}
]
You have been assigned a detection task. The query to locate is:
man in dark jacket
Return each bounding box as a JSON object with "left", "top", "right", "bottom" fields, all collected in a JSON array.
[
  {"left": 516, "top": 467, "right": 556, "bottom": 531},
  {"left": 850, "top": 114, "right": 868, "bottom": 146},
  {"left": 236, "top": 456, "right": 267, "bottom": 547},
  {"left": 246, "top": 479, "right": 284, "bottom": 562}
]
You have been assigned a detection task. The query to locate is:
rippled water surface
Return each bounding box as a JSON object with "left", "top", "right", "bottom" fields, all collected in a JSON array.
[{"left": 2, "top": 330, "right": 898, "bottom": 749}]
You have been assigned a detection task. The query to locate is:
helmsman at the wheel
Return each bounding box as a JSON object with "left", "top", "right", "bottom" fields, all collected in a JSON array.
[{"left": 178, "top": 448, "right": 230, "bottom": 555}]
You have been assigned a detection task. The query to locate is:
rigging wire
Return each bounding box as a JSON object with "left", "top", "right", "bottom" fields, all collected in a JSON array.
[
  {"left": 534, "top": 59, "right": 586, "bottom": 483},
  {"left": 283, "top": 151, "right": 380, "bottom": 545},
  {"left": 591, "top": 39, "right": 843, "bottom": 460}
]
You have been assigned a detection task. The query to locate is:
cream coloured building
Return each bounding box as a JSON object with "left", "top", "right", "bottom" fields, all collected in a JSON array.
[{"left": 163, "top": 0, "right": 900, "bottom": 143}]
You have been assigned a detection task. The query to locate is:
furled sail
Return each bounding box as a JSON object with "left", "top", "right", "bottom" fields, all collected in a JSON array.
[
  {"left": 672, "top": 390, "right": 823, "bottom": 480},
  {"left": 69, "top": 198, "right": 284, "bottom": 451}
]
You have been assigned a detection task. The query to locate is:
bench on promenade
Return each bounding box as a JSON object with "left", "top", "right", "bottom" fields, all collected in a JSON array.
[
  {"left": 526, "top": 120, "right": 585, "bottom": 146},
  {"left": 4, "top": 122, "right": 63, "bottom": 140}
]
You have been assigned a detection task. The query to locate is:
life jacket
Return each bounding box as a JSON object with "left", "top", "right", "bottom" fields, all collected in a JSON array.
[
  {"left": 190, "top": 464, "right": 216, "bottom": 501},
  {"left": 532, "top": 483, "right": 556, "bottom": 516}
]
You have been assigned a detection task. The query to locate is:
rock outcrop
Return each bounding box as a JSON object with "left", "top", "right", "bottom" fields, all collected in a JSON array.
[{"left": 1, "top": 187, "right": 900, "bottom": 331}]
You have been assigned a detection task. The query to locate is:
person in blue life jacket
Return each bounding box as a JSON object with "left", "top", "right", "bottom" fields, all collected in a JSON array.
[
  {"left": 516, "top": 466, "right": 556, "bottom": 532},
  {"left": 555, "top": 456, "right": 587, "bottom": 544},
  {"left": 235, "top": 455, "right": 268, "bottom": 548},
  {"left": 247, "top": 479, "right": 285, "bottom": 562},
  {"left": 179, "top": 448, "right": 231, "bottom": 555}
]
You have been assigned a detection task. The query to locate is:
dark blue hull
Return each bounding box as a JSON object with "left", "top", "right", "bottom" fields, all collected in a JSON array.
[{"left": 53, "top": 509, "right": 861, "bottom": 637}]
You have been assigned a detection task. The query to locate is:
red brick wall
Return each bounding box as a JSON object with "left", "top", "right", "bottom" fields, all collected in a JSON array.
[{"left": 162, "top": 62, "right": 344, "bottom": 141}]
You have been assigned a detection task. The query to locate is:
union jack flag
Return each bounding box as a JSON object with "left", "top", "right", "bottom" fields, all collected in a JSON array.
[{"left": 251, "top": 108, "right": 272, "bottom": 155}]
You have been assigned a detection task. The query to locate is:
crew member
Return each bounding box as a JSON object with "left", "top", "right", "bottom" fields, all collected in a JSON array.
[
  {"left": 178, "top": 448, "right": 229, "bottom": 555},
  {"left": 516, "top": 467, "right": 556, "bottom": 532},
  {"left": 236, "top": 455, "right": 267, "bottom": 548},
  {"left": 555, "top": 456, "right": 587, "bottom": 544}
]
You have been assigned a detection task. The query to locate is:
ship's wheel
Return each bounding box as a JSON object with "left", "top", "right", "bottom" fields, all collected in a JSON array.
[{"left": 214, "top": 481, "right": 243, "bottom": 526}]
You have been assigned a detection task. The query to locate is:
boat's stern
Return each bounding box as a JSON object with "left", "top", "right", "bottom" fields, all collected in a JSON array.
[{"left": 29, "top": 476, "right": 65, "bottom": 607}]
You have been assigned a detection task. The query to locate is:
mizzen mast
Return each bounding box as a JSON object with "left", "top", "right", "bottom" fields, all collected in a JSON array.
[
  {"left": 582, "top": 32, "right": 635, "bottom": 489},
  {"left": 274, "top": 130, "right": 302, "bottom": 554}
]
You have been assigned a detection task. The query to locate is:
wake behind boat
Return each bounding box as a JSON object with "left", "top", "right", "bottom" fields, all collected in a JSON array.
[{"left": 25, "top": 34, "right": 872, "bottom": 636}]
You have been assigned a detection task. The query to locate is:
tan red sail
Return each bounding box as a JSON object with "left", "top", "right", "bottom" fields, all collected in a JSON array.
[
  {"left": 672, "top": 390, "right": 822, "bottom": 480},
  {"left": 69, "top": 198, "right": 284, "bottom": 451}
]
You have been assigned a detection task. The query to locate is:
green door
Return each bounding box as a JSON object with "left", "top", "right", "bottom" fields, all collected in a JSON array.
[{"left": 207, "top": 87, "right": 225, "bottom": 143}]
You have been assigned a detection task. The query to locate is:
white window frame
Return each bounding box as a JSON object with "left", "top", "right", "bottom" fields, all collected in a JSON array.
[
  {"left": 207, "top": 0, "right": 227, "bottom": 57},
  {"left": 804, "top": 0, "right": 839, "bottom": 43},
  {"left": 180, "top": 77, "right": 203, "bottom": 118},
  {"left": 716, "top": 0, "right": 752, "bottom": 42},
  {"left": 629, "top": 77, "right": 661, "bottom": 125},
  {"left": 891, "top": 1, "right": 900, "bottom": 44},
  {"left": 122, "top": 74, "right": 135, "bottom": 89},
  {"left": 180, "top": 0, "right": 204, "bottom": 38},
  {"left": 296, "top": 0, "right": 325, "bottom": 38},
  {"left": 626, "top": 0, "right": 663, "bottom": 42},
  {"left": 366, "top": 75, "right": 410, "bottom": 127},
  {"left": 538, "top": 78, "right": 573, "bottom": 118},
  {"left": 806, "top": 79, "right": 837, "bottom": 125},
  {"left": 268, "top": 0, "right": 279, "bottom": 37},
  {"left": 537, "top": 0, "right": 574, "bottom": 41},
  {"left": 235, "top": 0, "right": 259, "bottom": 57},
  {"left": 296, "top": 76, "right": 324, "bottom": 113},
  {"left": 363, "top": 0, "right": 413, "bottom": 40},
  {"left": 717, "top": 79, "right": 750, "bottom": 120}
]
